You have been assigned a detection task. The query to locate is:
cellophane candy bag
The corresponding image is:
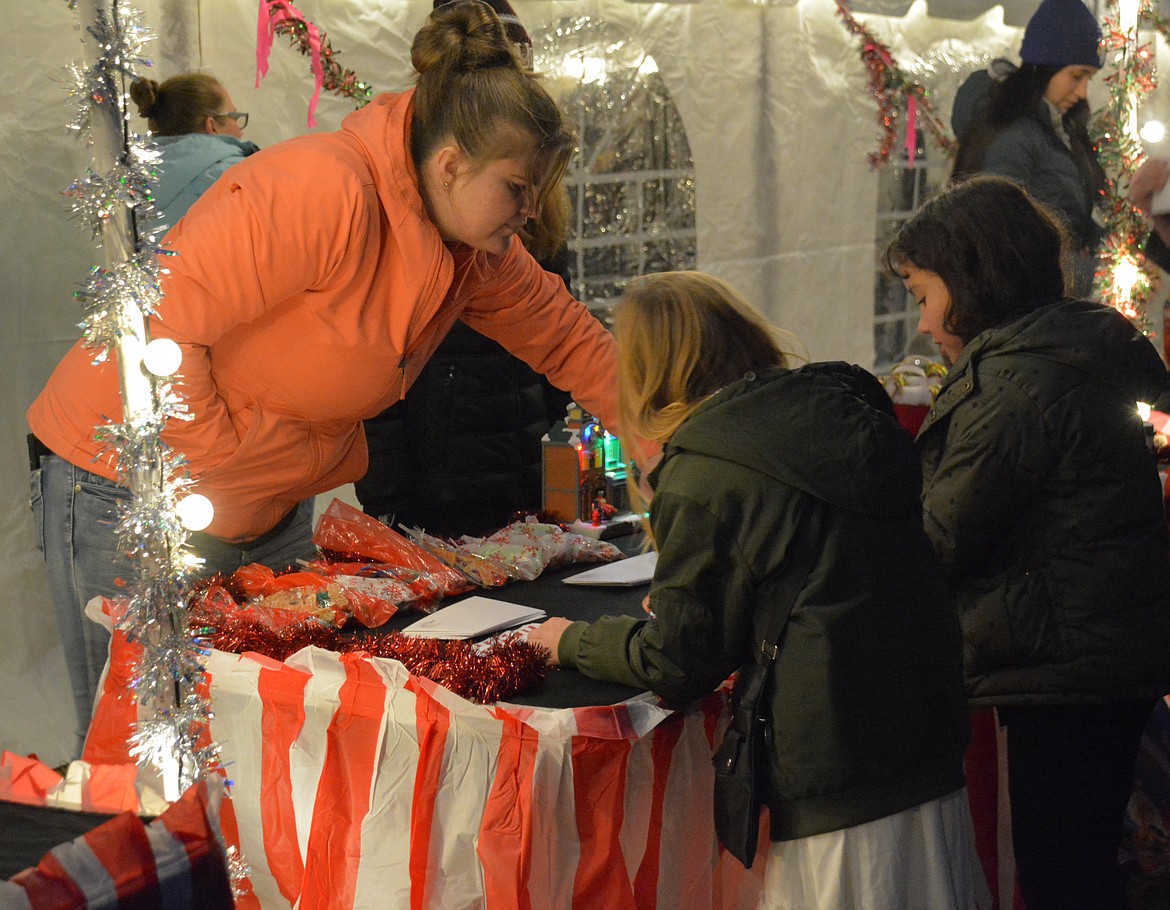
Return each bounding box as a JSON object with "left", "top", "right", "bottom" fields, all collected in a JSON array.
[
  {"left": 413, "top": 517, "right": 623, "bottom": 584},
  {"left": 302, "top": 559, "right": 448, "bottom": 626},
  {"left": 311, "top": 498, "right": 473, "bottom": 600}
]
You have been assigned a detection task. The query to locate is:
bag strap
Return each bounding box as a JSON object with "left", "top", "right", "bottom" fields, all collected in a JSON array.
[
  {"left": 725, "top": 512, "right": 819, "bottom": 746},
  {"left": 752, "top": 507, "right": 820, "bottom": 672}
]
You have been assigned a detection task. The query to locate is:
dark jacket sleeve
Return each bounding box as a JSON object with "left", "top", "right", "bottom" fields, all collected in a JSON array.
[{"left": 559, "top": 480, "right": 759, "bottom": 708}]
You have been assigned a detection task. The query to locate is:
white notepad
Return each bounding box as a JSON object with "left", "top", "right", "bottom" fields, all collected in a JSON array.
[
  {"left": 400, "top": 596, "right": 546, "bottom": 640},
  {"left": 562, "top": 551, "right": 658, "bottom": 586}
]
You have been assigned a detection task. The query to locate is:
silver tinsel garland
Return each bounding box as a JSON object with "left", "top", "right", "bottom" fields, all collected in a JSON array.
[{"left": 64, "top": 0, "right": 226, "bottom": 812}]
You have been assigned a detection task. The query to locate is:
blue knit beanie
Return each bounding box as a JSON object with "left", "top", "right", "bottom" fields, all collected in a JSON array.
[{"left": 1019, "top": 0, "right": 1102, "bottom": 68}]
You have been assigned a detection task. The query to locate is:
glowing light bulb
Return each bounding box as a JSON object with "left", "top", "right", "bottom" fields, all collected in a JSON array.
[
  {"left": 1112, "top": 253, "right": 1142, "bottom": 313},
  {"left": 1141, "top": 120, "right": 1165, "bottom": 144},
  {"left": 142, "top": 338, "right": 182, "bottom": 376},
  {"left": 176, "top": 493, "right": 214, "bottom": 531}
]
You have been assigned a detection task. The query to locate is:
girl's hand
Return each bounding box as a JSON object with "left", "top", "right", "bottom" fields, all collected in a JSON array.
[{"left": 528, "top": 617, "right": 575, "bottom": 666}]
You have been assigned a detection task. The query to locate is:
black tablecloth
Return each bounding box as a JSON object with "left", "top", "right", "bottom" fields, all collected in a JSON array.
[{"left": 355, "top": 535, "right": 653, "bottom": 708}]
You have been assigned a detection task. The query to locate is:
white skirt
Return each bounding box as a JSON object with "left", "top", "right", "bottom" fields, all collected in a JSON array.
[{"left": 756, "top": 788, "right": 993, "bottom": 910}]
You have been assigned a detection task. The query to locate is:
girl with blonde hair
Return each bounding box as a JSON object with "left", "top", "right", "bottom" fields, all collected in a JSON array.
[{"left": 532, "top": 271, "right": 988, "bottom": 910}]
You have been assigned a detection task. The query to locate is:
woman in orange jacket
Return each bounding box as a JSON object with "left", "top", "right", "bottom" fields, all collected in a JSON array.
[{"left": 27, "top": 0, "right": 633, "bottom": 755}]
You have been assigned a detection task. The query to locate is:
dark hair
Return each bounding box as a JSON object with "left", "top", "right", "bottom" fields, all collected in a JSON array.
[
  {"left": 952, "top": 65, "right": 1104, "bottom": 207},
  {"left": 884, "top": 175, "right": 1070, "bottom": 344},
  {"left": 129, "top": 73, "right": 227, "bottom": 137},
  {"left": 409, "top": 0, "right": 573, "bottom": 212}
]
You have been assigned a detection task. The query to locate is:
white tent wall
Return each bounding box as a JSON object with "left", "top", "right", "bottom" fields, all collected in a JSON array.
[{"left": 0, "top": 0, "right": 1026, "bottom": 764}]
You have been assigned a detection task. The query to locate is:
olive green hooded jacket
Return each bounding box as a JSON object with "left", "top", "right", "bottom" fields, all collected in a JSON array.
[{"left": 559, "top": 363, "right": 970, "bottom": 841}]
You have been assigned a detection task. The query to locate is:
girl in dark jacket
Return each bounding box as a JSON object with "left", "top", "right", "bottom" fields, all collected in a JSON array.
[
  {"left": 886, "top": 174, "right": 1170, "bottom": 910},
  {"left": 531, "top": 272, "right": 987, "bottom": 909}
]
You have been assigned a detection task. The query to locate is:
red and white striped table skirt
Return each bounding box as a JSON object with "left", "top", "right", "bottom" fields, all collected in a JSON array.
[{"left": 83, "top": 635, "right": 765, "bottom": 909}]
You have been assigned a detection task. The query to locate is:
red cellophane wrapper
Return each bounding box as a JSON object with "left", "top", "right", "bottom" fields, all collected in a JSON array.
[
  {"left": 312, "top": 498, "right": 473, "bottom": 598},
  {"left": 225, "top": 564, "right": 349, "bottom": 627},
  {"left": 302, "top": 559, "right": 449, "bottom": 626},
  {"left": 190, "top": 578, "right": 343, "bottom": 632}
]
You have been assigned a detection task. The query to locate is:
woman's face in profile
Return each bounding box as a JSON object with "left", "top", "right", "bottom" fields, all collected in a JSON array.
[
  {"left": 903, "top": 264, "right": 964, "bottom": 365},
  {"left": 1045, "top": 65, "right": 1098, "bottom": 113}
]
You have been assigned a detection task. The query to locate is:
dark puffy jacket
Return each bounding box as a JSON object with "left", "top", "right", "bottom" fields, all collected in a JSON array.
[
  {"left": 917, "top": 299, "right": 1170, "bottom": 706},
  {"left": 977, "top": 106, "right": 1099, "bottom": 252},
  {"left": 354, "top": 319, "right": 572, "bottom": 537},
  {"left": 559, "top": 363, "right": 970, "bottom": 841}
]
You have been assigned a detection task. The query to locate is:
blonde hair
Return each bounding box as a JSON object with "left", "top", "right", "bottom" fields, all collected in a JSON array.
[
  {"left": 129, "top": 73, "right": 227, "bottom": 137},
  {"left": 409, "top": 0, "right": 574, "bottom": 213},
  {"left": 616, "top": 271, "right": 800, "bottom": 445}
]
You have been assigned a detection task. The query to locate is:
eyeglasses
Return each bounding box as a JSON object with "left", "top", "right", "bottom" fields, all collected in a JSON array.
[{"left": 215, "top": 111, "right": 249, "bottom": 129}]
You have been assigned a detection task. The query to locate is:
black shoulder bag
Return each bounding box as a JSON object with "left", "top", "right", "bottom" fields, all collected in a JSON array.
[{"left": 712, "top": 536, "right": 815, "bottom": 869}]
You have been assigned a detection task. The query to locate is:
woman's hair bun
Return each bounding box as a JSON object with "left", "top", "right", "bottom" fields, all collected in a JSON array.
[
  {"left": 128, "top": 78, "right": 160, "bottom": 119},
  {"left": 413, "top": 0, "right": 520, "bottom": 77}
]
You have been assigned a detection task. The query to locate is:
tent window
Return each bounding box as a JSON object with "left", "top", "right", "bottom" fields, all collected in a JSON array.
[
  {"left": 872, "top": 130, "right": 948, "bottom": 371},
  {"left": 536, "top": 19, "right": 697, "bottom": 319}
]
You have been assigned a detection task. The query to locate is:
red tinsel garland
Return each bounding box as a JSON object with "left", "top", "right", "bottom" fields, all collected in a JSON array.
[
  {"left": 188, "top": 600, "right": 550, "bottom": 705},
  {"left": 834, "top": 0, "right": 956, "bottom": 169},
  {"left": 1087, "top": 0, "right": 1164, "bottom": 327},
  {"left": 257, "top": 0, "right": 375, "bottom": 127}
]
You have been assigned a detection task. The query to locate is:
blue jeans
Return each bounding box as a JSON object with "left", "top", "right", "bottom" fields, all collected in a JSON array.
[{"left": 31, "top": 453, "right": 316, "bottom": 758}]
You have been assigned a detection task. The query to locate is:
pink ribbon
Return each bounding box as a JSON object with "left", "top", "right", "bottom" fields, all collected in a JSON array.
[
  {"left": 905, "top": 94, "right": 918, "bottom": 168},
  {"left": 256, "top": 0, "right": 325, "bottom": 127}
]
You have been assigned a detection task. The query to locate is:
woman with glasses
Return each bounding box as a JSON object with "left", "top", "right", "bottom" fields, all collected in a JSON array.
[{"left": 129, "top": 73, "right": 259, "bottom": 234}]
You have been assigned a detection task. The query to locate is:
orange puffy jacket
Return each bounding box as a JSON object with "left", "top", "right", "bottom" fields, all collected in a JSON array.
[{"left": 28, "top": 91, "right": 623, "bottom": 541}]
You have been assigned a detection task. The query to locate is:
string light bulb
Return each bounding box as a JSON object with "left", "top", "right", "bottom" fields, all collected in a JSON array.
[
  {"left": 142, "top": 337, "right": 182, "bottom": 376},
  {"left": 176, "top": 493, "right": 214, "bottom": 531},
  {"left": 1140, "top": 119, "right": 1165, "bottom": 144}
]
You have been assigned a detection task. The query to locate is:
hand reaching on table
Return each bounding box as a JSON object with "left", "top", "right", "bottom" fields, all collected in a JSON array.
[
  {"left": 529, "top": 617, "right": 575, "bottom": 666},
  {"left": 1130, "top": 158, "right": 1170, "bottom": 246}
]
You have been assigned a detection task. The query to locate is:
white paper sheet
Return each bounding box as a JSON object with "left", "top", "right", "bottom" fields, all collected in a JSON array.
[
  {"left": 562, "top": 551, "right": 658, "bottom": 586},
  {"left": 400, "top": 597, "right": 547, "bottom": 639}
]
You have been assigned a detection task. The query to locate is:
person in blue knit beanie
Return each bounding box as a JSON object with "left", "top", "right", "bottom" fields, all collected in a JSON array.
[
  {"left": 1019, "top": 0, "right": 1104, "bottom": 68},
  {"left": 950, "top": 0, "right": 1104, "bottom": 298}
]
